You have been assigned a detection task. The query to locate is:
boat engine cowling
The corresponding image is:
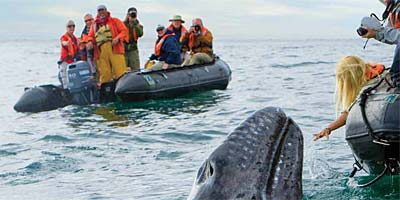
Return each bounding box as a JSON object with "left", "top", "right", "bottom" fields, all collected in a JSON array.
[{"left": 67, "top": 61, "right": 98, "bottom": 105}]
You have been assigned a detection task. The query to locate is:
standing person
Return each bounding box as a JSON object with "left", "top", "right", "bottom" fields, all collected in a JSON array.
[
  {"left": 166, "top": 15, "right": 188, "bottom": 61},
  {"left": 59, "top": 20, "right": 79, "bottom": 89},
  {"left": 313, "top": 56, "right": 385, "bottom": 141},
  {"left": 86, "top": 5, "right": 128, "bottom": 90},
  {"left": 148, "top": 25, "right": 181, "bottom": 71},
  {"left": 79, "top": 13, "right": 94, "bottom": 62},
  {"left": 123, "top": 7, "right": 143, "bottom": 71},
  {"left": 181, "top": 18, "right": 213, "bottom": 66},
  {"left": 362, "top": 0, "right": 400, "bottom": 87},
  {"left": 79, "top": 13, "right": 96, "bottom": 75}
]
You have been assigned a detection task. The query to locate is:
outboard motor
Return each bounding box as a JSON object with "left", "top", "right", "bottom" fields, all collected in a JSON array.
[{"left": 67, "top": 61, "right": 98, "bottom": 105}]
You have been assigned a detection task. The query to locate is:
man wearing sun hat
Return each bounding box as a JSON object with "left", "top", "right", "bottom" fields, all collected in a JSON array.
[
  {"left": 86, "top": 5, "right": 128, "bottom": 95},
  {"left": 166, "top": 15, "right": 189, "bottom": 62},
  {"left": 59, "top": 20, "right": 79, "bottom": 88}
]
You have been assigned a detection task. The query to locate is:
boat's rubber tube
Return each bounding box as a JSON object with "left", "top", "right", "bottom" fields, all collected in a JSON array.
[
  {"left": 346, "top": 71, "right": 400, "bottom": 174},
  {"left": 14, "top": 85, "right": 72, "bottom": 113},
  {"left": 115, "top": 58, "right": 232, "bottom": 102}
]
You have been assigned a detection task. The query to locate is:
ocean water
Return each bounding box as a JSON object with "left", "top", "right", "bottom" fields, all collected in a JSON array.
[{"left": 0, "top": 38, "right": 399, "bottom": 200}]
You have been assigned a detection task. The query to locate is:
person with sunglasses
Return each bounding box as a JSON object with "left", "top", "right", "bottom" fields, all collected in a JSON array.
[
  {"left": 79, "top": 13, "right": 94, "bottom": 62},
  {"left": 59, "top": 20, "right": 79, "bottom": 88},
  {"left": 86, "top": 5, "right": 128, "bottom": 91},
  {"left": 147, "top": 24, "right": 181, "bottom": 71},
  {"left": 123, "top": 7, "right": 143, "bottom": 71}
]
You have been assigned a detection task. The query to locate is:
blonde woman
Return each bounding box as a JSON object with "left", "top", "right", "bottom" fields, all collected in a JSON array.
[{"left": 313, "top": 56, "right": 384, "bottom": 141}]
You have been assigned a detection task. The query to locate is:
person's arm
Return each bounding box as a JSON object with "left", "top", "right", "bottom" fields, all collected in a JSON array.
[
  {"left": 135, "top": 20, "right": 144, "bottom": 38},
  {"left": 113, "top": 18, "right": 128, "bottom": 45},
  {"left": 313, "top": 111, "right": 348, "bottom": 141},
  {"left": 86, "top": 24, "right": 95, "bottom": 49},
  {"left": 199, "top": 31, "right": 213, "bottom": 47},
  {"left": 375, "top": 26, "right": 400, "bottom": 45}
]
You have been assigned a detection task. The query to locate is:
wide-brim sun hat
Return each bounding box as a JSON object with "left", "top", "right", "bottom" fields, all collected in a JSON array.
[{"left": 169, "top": 15, "right": 185, "bottom": 23}]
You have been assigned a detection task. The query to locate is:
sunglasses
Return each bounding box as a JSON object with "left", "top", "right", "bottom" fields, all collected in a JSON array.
[
  {"left": 98, "top": 8, "right": 105, "bottom": 12},
  {"left": 67, "top": 25, "right": 75, "bottom": 28},
  {"left": 84, "top": 19, "right": 93, "bottom": 23}
]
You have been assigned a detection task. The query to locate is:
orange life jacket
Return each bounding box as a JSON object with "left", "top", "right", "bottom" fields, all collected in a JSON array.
[
  {"left": 366, "top": 64, "right": 385, "bottom": 81},
  {"left": 154, "top": 33, "right": 175, "bottom": 56},
  {"left": 168, "top": 25, "right": 187, "bottom": 37},
  {"left": 88, "top": 12, "right": 128, "bottom": 59},
  {"left": 60, "top": 33, "right": 78, "bottom": 64},
  {"left": 389, "top": 8, "right": 400, "bottom": 29},
  {"left": 188, "top": 26, "right": 209, "bottom": 50}
]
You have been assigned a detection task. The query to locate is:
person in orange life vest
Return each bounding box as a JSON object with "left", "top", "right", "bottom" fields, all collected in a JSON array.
[
  {"left": 363, "top": 0, "right": 399, "bottom": 87},
  {"left": 314, "top": 56, "right": 385, "bottom": 141},
  {"left": 123, "top": 7, "right": 143, "bottom": 71},
  {"left": 181, "top": 18, "right": 213, "bottom": 66},
  {"left": 148, "top": 25, "right": 181, "bottom": 71},
  {"left": 59, "top": 20, "right": 79, "bottom": 89},
  {"left": 166, "top": 15, "right": 189, "bottom": 62},
  {"left": 86, "top": 5, "right": 128, "bottom": 87},
  {"left": 79, "top": 13, "right": 94, "bottom": 62}
]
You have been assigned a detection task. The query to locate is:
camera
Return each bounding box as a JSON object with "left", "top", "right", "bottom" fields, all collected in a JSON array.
[
  {"left": 356, "top": 16, "right": 383, "bottom": 36},
  {"left": 129, "top": 11, "right": 137, "bottom": 18},
  {"left": 357, "top": 27, "right": 368, "bottom": 36},
  {"left": 193, "top": 24, "right": 201, "bottom": 32}
]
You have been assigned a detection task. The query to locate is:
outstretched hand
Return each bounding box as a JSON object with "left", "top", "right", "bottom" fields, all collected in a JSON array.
[{"left": 313, "top": 128, "right": 330, "bottom": 141}]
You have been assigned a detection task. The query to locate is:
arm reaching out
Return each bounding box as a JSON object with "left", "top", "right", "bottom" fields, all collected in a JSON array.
[{"left": 313, "top": 112, "right": 348, "bottom": 141}]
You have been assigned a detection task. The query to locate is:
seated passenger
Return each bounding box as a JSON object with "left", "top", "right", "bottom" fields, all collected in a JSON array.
[
  {"left": 181, "top": 18, "right": 213, "bottom": 66},
  {"left": 313, "top": 56, "right": 385, "bottom": 141},
  {"left": 148, "top": 25, "right": 181, "bottom": 71},
  {"left": 59, "top": 20, "right": 79, "bottom": 88},
  {"left": 166, "top": 15, "right": 189, "bottom": 62}
]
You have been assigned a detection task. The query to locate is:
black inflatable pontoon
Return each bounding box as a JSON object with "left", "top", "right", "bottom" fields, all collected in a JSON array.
[
  {"left": 14, "top": 61, "right": 100, "bottom": 113},
  {"left": 14, "top": 58, "right": 232, "bottom": 112},
  {"left": 346, "top": 70, "right": 400, "bottom": 178},
  {"left": 115, "top": 57, "right": 232, "bottom": 102}
]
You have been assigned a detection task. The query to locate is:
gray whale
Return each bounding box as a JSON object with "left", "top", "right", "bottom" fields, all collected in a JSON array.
[{"left": 188, "top": 107, "right": 303, "bottom": 200}]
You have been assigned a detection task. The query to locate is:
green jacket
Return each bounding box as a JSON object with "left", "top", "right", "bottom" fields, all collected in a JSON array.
[{"left": 124, "top": 19, "right": 143, "bottom": 51}]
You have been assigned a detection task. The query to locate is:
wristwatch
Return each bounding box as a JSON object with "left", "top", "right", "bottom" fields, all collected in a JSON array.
[{"left": 325, "top": 127, "right": 332, "bottom": 135}]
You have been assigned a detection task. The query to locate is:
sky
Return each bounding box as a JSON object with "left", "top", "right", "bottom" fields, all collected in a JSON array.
[{"left": 0, "top": 0, "right": 387, "bottom": 40}]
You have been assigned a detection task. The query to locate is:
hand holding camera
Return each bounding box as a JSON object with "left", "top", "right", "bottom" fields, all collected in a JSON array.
[
  {"left": 129, "top": 11, "right": 137, "bottom": 19},
  {"left": 191, "top": 24, "right": 201, "bottom": 36},
  {"left": 357, "top": 16, "right": 383, "bottom": 38}
]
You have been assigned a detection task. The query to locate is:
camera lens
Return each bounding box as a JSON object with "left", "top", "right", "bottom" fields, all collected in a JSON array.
[{"left": 357, "top": 27, "right": 368, "bottom": 36}]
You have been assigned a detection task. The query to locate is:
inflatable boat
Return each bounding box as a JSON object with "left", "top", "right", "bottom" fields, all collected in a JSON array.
[
  {"left": 345, "top": 70, "right": 399, "bottom": 184},
  {"left": 14, "top": 58, "right": 231, "bottom": 112},
  {"left": 115, "top": 57, "right": 232, "bottom": 102}
]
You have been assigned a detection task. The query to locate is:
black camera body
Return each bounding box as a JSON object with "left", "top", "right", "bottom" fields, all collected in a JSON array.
[
  {"left": 194, "top": 24, "right": 201, "bottom": 32},
  {"left": 357, "top": 27, "right": 368, "bottom": 36},
  {"left": 129, "top": 12, "right": 137, "bottom": 18},
  {"left": 356, "top": 16, "right": 383, "bottom": 36}
]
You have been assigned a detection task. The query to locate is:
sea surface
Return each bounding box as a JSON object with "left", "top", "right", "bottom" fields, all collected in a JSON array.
[{"left": 0, "top": 38, "right": 399, "bottom": 200}]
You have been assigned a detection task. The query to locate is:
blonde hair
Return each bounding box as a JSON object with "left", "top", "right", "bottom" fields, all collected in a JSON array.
[{"left": 335, "top": 56, "right": 371, "bottom": 113}]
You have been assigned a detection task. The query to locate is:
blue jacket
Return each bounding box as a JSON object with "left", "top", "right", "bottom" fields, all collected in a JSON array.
[
  {"left": 166, "top": 26, "right": 183, "bottom": 43},
  {"left": 150, "top": 35, "right": 181, "bottom": 65}
]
